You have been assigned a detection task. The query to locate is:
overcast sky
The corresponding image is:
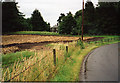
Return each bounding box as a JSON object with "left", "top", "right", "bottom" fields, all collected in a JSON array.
[{"left": 16, "top": 0, "right": 99, "bottom": 26}]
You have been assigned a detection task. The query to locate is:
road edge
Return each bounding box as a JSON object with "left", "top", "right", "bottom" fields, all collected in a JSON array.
[{"left": 79, "top": 49, "right": 95, "bottom": 81}]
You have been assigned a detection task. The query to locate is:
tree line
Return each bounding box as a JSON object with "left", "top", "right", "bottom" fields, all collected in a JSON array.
[
  {"left": 2, "top": 2, "right": 50, "bottom": 33},
  {"left": 2, "top": 1, "right": 120, "bottom": 35},
  {"left": 57, "top": 1, "right": 120, "bottom": 35}
]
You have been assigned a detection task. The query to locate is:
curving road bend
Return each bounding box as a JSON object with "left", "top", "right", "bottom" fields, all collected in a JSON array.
[{"left": 80, "top": 43, "right": 119, "bottom": 81}]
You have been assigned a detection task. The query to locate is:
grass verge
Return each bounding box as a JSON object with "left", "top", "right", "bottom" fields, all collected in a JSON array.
[
  {"left": 1, "top": 36, "right": 120, "bottom": 81},
  {"left": 2, "top": 51, "right": 35, "bottom": 68},
  {"left": 51, "top": 37, "right": 120, "bottom": 81}
]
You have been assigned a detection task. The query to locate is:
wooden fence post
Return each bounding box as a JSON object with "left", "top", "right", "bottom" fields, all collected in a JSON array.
[
  {"left": 53, "top": 49, "right": 56, "bottom": 66},
  {"left": 66, "top": 46, "right": 68, "bottom": 53}
]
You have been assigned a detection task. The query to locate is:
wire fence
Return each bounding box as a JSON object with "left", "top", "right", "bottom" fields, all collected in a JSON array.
[
  {"left": 3, "top": 45, "right": 70, "bottom": 81},
  {"left": 3, "top": 37, "right": 120, "bottom": 81},
  {"left": 7, "top": 55, "right": 48, "bottom": 81}
]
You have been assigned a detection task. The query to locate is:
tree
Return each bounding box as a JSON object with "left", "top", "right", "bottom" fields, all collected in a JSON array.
[
  {"left": 74, "top": 10, "right": 82, "bottom": 19},
  {"left": 31, "top": 9, "right": 50, "bottom": 31},
  {"left": 84, "top": 0, "right": 95, "bottom": 35},
  {"left": 21, "top": 18, "right": 33, "bottom": 31},
  {"left": 2, "top": 2, "right": 24, "bottom": 33},
  {"left": 95, "top": 2, "right": 119, "bottom": 35},
  {"left": 57, "top": 13, "right": 65, "bottom": 24},
  {"left": 74, "top": 10, "right": 82, "bottom": 35},
  {"left": 84, "top": 0, "right": 95, "bottom": 22},
  {"left": 58, "top": 12, "right": 76, "bottom": 34},
  {"left": 46, "top": 22, "right": 50, "bottom": 31},
  {"left": 75, "top": 16, "right": 82, "bottom": 35}
]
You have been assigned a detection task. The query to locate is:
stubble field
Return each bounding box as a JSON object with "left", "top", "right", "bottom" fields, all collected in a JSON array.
[{"left": 2, "top": 35, "right": 93, "bottom": 54}]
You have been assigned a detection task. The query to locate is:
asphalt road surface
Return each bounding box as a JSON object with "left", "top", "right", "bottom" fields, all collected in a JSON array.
[{"left": 80, "top": 43, "right": 119, "bottom": 81}]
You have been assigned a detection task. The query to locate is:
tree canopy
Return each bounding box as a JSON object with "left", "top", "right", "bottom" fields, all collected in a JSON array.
[
  {"left": 58, "top": 12, "right": 76, "bottom": 34},
  {"left": 2, "top": 2, "right": 24, "bottom": 33},
  {"left": 2, "top": 1, "right": 119, "bottom": 35},
  {"left": 57, "top": 1, "right": 119, "bottom": 35},
  {"left": 30, "top": 9, "right": 50, "bottom": 31},
  {"left": 2, "top": 2, "right": 50, "bottom": 33}
]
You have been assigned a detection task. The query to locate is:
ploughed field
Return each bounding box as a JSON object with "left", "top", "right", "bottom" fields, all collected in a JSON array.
[{"left": 1, "top": 35, "right": 94, "bottom": 54}]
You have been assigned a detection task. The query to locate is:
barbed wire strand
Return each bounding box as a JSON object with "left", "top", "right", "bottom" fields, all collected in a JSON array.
[
  {"left": 7, "top": 55, "right": 48, "bottom": 82},
  {"left": 33, "top": 66, "right": 48, "bottom": 81}
]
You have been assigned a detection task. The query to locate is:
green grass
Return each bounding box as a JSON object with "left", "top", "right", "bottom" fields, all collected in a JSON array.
[
  {"left": 4, "top": 31, "right": 120, "bottom": 38},
  {"left": 2, "top": 31, "right": 92, "bottom": 37},
  {"left": 45, "top": 44, "right": 54, "bottom": 47},
  {"left": 89, "top": 35, "right": 120, "bottom": 37},
  {"left": 6, "top": 31, "right": 59, "bottom": 36},
  {"left": 2, "top": 51, "right": 35, "bottom": 68},
  {"left": 4, "top": 31, "right": 79, "bottom": 37},
  {"left": 51, "top": 43, "right": 98, "bottom": 81},
  {"left": 51, "top": 37, "right": 120, "bottom": 81}
]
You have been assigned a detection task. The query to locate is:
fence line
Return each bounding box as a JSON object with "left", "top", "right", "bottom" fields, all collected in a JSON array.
[
  {"left": 7, "top": 55, "right": 48, "bottom": 81},
  {"left": 33, "top": 66, "right": 48, "bottom": 81},
  {"left": 53, "top": 49, "right": 56, "bottom": 66},
  {"left": 33, "top": 45, "right": 71, "bottom": 80},
  {"left": 5, "top": 37, "right": 119, "bottom": 81},
  {"left": 6, "top": 45, "right": 69, "bottom": 81}
]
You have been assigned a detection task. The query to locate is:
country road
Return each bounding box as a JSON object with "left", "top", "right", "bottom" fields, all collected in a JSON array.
[{"left": 80, "top": 43, "right": 119, "bottom": 81}]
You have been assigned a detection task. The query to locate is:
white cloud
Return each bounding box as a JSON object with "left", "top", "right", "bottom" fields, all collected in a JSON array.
[{"left": 16, "top": 0, "right": 98, "bottom": 26}]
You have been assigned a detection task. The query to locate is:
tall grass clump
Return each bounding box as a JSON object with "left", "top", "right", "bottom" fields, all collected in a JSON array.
[
  {"left": 2, "top": 50, "right": 57, "bottom": 81},
  {"left": 76, "top": 39, "right": 85, "bottom": 49}
]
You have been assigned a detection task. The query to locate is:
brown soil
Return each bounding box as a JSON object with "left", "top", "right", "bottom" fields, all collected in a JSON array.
[
  {"left": 84, "top": 37, "right": 104, "bottom": 42},
  {"left": 1, "top": 35, "right": 103, "bottom": 54}
]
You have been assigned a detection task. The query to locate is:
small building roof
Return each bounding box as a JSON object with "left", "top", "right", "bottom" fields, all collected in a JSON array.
[{"left": 50, "top": 25, "right": 58, "bottom": 29}]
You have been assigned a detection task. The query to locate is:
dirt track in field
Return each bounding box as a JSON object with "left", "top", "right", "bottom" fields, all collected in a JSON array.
[{"left": 1, "top": 35, "right": 103, "bottom": 54}]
